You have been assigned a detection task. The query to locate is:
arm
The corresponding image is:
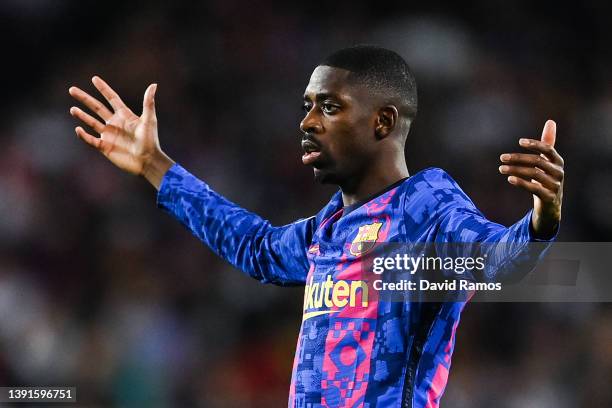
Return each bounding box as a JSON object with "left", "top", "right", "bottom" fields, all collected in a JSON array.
[
  {"left": 435, "top": 205, "right": 555, "bottom": 283},
  {"left": 435, "top": 120, "right": 564, "bottom": 282},
  {"left": 158, "top": 163, "right": 313, "bottom": 285},
  {"left": 69, "top": 77, "right": 311, "bottom": 285}
]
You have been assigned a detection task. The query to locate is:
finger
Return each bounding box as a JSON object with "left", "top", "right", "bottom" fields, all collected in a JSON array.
[
  {"left": 517, "top": 138, "right": 564, "bottom": 166},
  {"left": 141, "top": 83, "right": 157, "bottom": 121},
  {"left": 541, "top": 119, "right": 556, "bottom": 147},
  {"left": 507, "top": 176, "right": 556, "bottom": 202},
  {"left": 499, "top": 153, "right": 564, "bottom": 179},
  {"left": 70, "top": 106, "right": 105, "bottom": 134},
  {"left": 75, "top": 126, "right": 104, "bottom": 151},
  {"left": 499, "top": 165, "right": 561, "bottom": 191},
  {"left": 68, "top": 86, "right": 112, "bottom": 121},
  {"left": 91, "top": 76, "right": 130, "bottom": 112}
]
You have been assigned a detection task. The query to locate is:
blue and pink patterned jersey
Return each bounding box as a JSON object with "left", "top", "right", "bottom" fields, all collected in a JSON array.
[{"left": 157, "top": 164, "right": 555, "bottom": 408}]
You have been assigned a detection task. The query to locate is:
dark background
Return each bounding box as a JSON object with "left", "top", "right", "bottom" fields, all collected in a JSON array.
[{"left": 0, "top": 1, "right": 610, "bottom": 406}]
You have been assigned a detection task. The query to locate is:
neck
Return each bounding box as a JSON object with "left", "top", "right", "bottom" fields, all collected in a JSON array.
[{"left": 340, "top": 155, "right": 409, "bottom": 206}]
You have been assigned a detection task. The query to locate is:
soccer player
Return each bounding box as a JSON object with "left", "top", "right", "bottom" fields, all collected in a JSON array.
[{"left": 69, "top": 46, "right": 564, "bottom": 407}]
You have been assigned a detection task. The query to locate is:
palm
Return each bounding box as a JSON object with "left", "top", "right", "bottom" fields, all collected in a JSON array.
[
  {"left": 69, "top": 76, "right": 159, "bottom": 176},
  {"left": 99, "top": 111, "right": 155, "bottom": 175}
]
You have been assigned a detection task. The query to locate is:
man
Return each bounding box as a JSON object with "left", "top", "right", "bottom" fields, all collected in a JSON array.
[{"left": 69, "top": 46, "right": 564, "bottom": 407}]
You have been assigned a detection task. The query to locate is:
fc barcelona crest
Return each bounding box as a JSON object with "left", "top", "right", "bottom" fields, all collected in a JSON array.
[{"left": 350, "top": 222, "right": 383, "bottom": 256}]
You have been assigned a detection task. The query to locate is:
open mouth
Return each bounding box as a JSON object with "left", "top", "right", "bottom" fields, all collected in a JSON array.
[{"left": 301, "top": 140, "right": 322, "bottom": 165}]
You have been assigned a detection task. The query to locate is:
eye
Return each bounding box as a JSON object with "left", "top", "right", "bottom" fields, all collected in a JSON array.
[
  {"left": 322, "top": 103, "right": 339, "bottom": 114},
  {"left": 302, "top": 103, "right": 312, "bottom": 113}
]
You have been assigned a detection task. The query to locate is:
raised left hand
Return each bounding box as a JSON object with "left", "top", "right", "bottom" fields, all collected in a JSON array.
[{"left": 499, "top": 120, "right": 564, "bottom": 239}]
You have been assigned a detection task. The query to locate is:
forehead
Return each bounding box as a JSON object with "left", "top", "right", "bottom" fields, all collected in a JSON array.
[{"left": 303, "top": 66, "right": 355, "bottom": 98}]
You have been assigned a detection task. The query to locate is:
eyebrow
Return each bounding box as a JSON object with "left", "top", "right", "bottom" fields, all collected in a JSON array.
[{"left": 303, "top": 92, "right": 338, "bottom": 102}]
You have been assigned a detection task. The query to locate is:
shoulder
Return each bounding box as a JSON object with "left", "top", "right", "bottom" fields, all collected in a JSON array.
[
  {"left": 401, "top": 167, "right": 478, "bottom": 213},
  {"left": 408, "top": 167, "right": 461, "bottom": 189}
]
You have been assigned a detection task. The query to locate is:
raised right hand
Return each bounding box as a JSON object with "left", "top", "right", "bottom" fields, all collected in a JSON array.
[{"left": 69, "top": 77, "right": 173, "bottom": 187}]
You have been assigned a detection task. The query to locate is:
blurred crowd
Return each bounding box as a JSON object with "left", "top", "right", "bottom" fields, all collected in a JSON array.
[{"left": 0, "top": 1, "right": 611, "bottom": 407}]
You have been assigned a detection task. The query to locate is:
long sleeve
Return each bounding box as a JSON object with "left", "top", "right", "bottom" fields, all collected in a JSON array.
[
  {"left": 157, "top": 163, "right": 314, "bottom": 286},
  {"left": 430, "top": 170, "right": 557, "bottom": 283}
]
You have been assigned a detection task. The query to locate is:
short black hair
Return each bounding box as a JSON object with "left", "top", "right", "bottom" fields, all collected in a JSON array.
[{"left": 320, "top": 45, "right": 418, "bottom": 121}]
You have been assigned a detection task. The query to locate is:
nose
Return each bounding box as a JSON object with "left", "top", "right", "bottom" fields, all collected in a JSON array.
[{"left": 300, "top": 108, "right": 323, "bottom": 134}]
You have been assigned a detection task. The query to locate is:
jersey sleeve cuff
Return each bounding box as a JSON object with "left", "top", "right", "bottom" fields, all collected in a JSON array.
[
  {"left": 525, "top": 208, "right": 560, "bottom": 242},
  {"left": 156, "top": 162, "right": 190, "bottom": 212}
]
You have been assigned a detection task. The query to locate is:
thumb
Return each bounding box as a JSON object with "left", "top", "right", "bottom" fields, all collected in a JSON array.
[
  {"left": 541, "top": 119, "right": 556, "bottom": 147},
  {"left": 142, "top": 83, "right": 157, "bottom": 120}
]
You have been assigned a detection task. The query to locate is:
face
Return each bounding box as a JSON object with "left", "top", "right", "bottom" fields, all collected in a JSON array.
[{"left": 300, "top": 66, "right": 379, "bottom": 186}]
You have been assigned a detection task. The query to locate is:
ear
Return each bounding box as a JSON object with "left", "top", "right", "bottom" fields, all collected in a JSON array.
[{"left": 375, "top": 106, "right": 398, "bottom": 139}]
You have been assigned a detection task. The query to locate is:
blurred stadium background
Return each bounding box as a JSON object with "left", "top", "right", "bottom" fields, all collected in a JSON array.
[{"left": 1, "top": 1, "right": 611, "bottom": 407}]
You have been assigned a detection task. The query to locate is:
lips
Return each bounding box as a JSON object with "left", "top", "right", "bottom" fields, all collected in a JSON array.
[
  {"left": 301, "top": 139, "right": 320, "bottom": 153},
  {"left": 301, "top": 139, "right": 322, "bottom": 165},
  {"left": 302, "top": 151, "right": 321, "bottom": 165}
]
